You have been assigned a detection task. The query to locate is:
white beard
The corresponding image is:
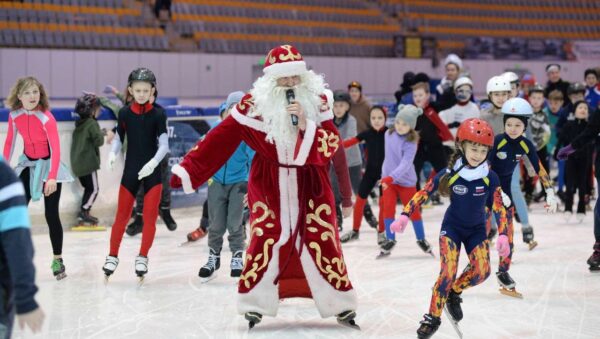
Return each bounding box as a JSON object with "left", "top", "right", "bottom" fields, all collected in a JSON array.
[{"left": 249, "top": 71, "right": 327, "bottom": 147}]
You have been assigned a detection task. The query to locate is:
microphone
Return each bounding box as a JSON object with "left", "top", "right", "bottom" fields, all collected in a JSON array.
[{"left": 286, "top": 89, "right": 297, "bottom": 126}]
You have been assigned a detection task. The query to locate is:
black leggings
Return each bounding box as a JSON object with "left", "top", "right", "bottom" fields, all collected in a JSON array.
[
  {"left": 79, "top": 171, "right": 99, "bottom": 211},
  {"left": 414, "top": 144, "right": 448, "bottom": 190},
  {"left": 20, "top": 167, "right": 63, "bottom": 255}
]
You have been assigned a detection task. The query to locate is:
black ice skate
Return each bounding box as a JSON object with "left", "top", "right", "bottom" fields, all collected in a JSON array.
[
  {"left": 73, "top": 209, "right": 105, "bottom": 231},
  {"left": 198, "top": 248, "right": 220, "bottom": 283},
  {"left": 588, "top": 242, "right": 600, "bottom": 272},
  {"left": 159, "top": 207, "right": 177, "bottom": 231},
  {"left": 417, "top": 239, "right": 435, "bottom": 257},
  {"left": 126, "top": 213, "right": 143, "bottom": 236},
  {"left": 230, "top": 250, "right": 244, "bottom": 278},
  {"left": 245, "top": 312, "right": 262, "bottom": 329},
  {"left": 336, "top": 205, "right": 344, "bottom": 232},
  {"left": 377, "top": 232, "right": 386, "bottom": 246},
  {"left": 102, "top": 255, "right": 119, "bottom": 282},
  {"left": 417, "top": 314, "right": 441, "bottom": 339},
  {"left": 430, "top": 192, "right": 444, "bottom": 206},
  {"left": 445, "top": 290, "right": 463, "bottom": 322},
  {"left": 135, "top": 255, "right": 149, "bottom": 285},
  {"left": 336, "top": 310, "right": 360, "bottom": 330},
  {"left": 496, "top": 271, "right": 522, "bottom": 298},
  {"left": 340, "top": 230, "right": 359, "bottom": 243},
  {"left": 363, "top": 204, "right": 378, "bottom": 228},
  {"left": 376, "top": 239, "right": 396, "bottom": 259},
  {"left": 522, "top": 227, "right": 538, "bottom": 250}
]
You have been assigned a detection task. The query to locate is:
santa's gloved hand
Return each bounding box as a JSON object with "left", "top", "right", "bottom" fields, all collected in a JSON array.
[
  {"left": 108, "top": 152, "right": 117, "bottom": 170},
  {"left": 138, "top": 158, "right": 159, "bottom": 180},
  {"left": 557, "top": 144, "right": 575, "bottom": 160},
  {"left": 501, "top": 190, "right": 512, "bottom": 208},
  {"left": 390, "top": 214, "right": 409, "bottom": 233},
  {"left": 496, "top": 234, "right": 510, "bottom": 257},
  {"left": 544, "top": 188, "right": 558, "bottom": 213}
]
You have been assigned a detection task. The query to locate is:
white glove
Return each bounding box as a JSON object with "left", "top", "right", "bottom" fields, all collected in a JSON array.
[
  {"left": 138, "top": 158, "right": 159, "bottom": 180},
  {"left": 108, "top": 152, "right": 117, "bottom": 171},
  {"left": 544, "top": 188, "right": 558, "bottom": 213},
  {"left": 501, "top": 190, "right": 512, "bottom": 208}
]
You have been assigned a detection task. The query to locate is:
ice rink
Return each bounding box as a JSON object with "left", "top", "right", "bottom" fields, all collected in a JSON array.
[{"left": 11, "top": 201, "right": 600, "bottom": 339}]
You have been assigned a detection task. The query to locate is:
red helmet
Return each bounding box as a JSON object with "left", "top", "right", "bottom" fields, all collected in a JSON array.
[{"left": 456, "top": 118, "right": 494, "bottom": 147}]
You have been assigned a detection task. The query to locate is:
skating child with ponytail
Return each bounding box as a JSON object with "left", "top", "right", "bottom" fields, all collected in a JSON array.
[
  {"left": 339, "top": 105, "right": 387, "bottom": 244},
  {"left": 378, "top": 104, "right": 432, "bottom": 257},
  {"left": 389, "top": 119, "right": 508, "bottom": 339}
]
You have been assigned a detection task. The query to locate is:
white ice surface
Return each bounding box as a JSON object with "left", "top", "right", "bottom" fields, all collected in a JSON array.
[{"left": 11, "top": 201, "right": 600, "bottom": 339}]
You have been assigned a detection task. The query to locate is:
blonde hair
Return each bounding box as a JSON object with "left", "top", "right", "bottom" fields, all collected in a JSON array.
[
  {"left": 6, "top": 76, "right": 50, "bottom": 111},
  {"left": 411, "top": 81, "right": 430, "bottom": 94}
]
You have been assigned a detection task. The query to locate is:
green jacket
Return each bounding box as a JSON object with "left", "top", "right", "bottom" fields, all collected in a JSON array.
[{"left": 70, "top": 118, "right": 104, "bottom": 177}]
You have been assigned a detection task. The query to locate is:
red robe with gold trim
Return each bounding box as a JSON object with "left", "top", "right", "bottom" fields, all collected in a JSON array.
[{"left": 171, "top": 94, "right": 357, "bottom": 318}]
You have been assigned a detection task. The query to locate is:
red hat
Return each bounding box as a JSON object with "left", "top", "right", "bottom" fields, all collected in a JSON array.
[
  {"left": 457, "top": 118, "right": 494, "bottom": 147},
  {"left": 263, "top": 45, "right": 307, "bottom": 78}
]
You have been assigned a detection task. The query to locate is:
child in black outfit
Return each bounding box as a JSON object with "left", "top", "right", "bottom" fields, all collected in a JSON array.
[{"left": 556, "top": 100, "right": 594, "bottom": 222}]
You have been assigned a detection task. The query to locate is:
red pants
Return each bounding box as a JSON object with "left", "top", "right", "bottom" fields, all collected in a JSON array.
[{"left": 381, "top": 184, "right": 421, "bottom": 222}]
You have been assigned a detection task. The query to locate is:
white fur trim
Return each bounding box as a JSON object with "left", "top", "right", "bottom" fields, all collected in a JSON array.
[
  {"left": 231, "top": 105, "right": 266, "bottom": 133},
  {"left": 299, "top": 245, "right": 358, "bottom": 318},
  {"left": 263, "top": 60, "right": 307, "bottom": 79},
  {"left": 237, "top": 167, "right": 295, "bottom": 316},
  {"left": 318, "top": 109, "right": 334, "bottom": 124},
  {"left": 293, "top": 119, "right": 316, "bottom": 166},
  {"left": 171, "top": 164, "right": 194, "bottom": 194}
]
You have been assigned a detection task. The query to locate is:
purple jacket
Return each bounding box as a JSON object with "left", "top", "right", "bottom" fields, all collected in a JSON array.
[{"left": 381, "top": 131, "right": 418, "bottom": 187}]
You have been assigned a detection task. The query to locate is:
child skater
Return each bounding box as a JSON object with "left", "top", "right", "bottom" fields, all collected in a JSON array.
[
  {"left": 3, "top": 76, "right": 74, "bottom": 280},
  {"left": 379, "top": 104, "right": 433, "bottom": 257},
  {"left": 488, "top": 97, "right": 558, "bottom": 298},
  {"left": 555, "top": 101, "right": 593, "bottom": 222},
  {"left": 70, "top": 93, "right": 105, "bottom": 227},
  {"left": 340, "top": 106, "right": 387, "bottom": 244},
  {"left": 102, "top": 68, "right": 169, "bottom": 282},
  {"left": 390, "top": 119, "right": 509, "bottom": 339}
]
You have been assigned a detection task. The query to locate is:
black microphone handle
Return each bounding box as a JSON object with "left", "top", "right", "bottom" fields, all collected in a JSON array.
[{"left": 291, "top": 114, "right": 298, "bottom": 126}]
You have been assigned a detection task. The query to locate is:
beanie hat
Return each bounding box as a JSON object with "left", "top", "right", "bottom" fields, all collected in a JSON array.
[
  {"left": 348, "top": 81, "right": 362, "bottom": 92},
  {"left": 221, "top": 91, "right": 245, "bottom": 117},
  {"left": 395, "top": 104, "right": 422, "bottom": 130},
  {"left": 333, "top": 90, "right": 351, "bottom": 105},
  {"left": 444, "top": 54, "right": 463, "bottom": 70}
]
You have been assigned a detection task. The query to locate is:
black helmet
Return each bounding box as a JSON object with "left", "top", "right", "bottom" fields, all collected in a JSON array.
[
  {"left": 333, "top": 90, "right": 351, "bottom": 104},
  {"left": 529, "top": 83, "right": 545, "bottom": 94},
  {"left": 75, "top": 93, "right": 100, "bottom": 118},
  {"left": 128, "top": 67, "right": 156, "bottom": 87},
  {"left": 567, "top": 82, "right": 585, "bottom": 95}
]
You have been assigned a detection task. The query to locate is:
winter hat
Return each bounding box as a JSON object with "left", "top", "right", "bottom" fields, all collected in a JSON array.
[
  {"left": 263, "top": 45, "right": 307, "bottom": 78},
  {"left": 444, "top": 54, "right": 463, "bottom": 70},
  {"left": 413, "top": 72, "right": 430, "bottom": 84},
  {"left": 333, "top": 90, "right": 351, "bottom": 105},
  {"left": 221, "top": 91, "right": 245, "bottom": 117},
  {"left": 395, "top": 104, "right": 422, "bottom": 130},
  {"left": 545, "top": 63, "right": 561, "bottom": 73},
  {"left": 348, "top": 81, "right": 362, "bottom": 92}
]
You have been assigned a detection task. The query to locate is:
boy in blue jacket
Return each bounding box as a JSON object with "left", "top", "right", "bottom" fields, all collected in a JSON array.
[
  {"left": 0, "top": 158, "right": 44, "bottom": 337},
  {"left": 198, "top": 91, "right": 255, "bottom": 282}
]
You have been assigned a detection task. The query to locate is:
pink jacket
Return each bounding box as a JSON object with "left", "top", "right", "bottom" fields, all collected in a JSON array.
[{"left": 3, "top": 108, "right": 61, "bottom": 180}]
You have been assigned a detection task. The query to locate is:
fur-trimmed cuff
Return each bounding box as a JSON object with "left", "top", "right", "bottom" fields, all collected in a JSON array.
[
  {"left": 171, "top": 164, "right": 194, "bottom": 194},
  {"left": 293, "top": 119, "right": 316, "bottom": 166},
  {"left": 318, "top": 109, "right": 334, "bottom": 124}
]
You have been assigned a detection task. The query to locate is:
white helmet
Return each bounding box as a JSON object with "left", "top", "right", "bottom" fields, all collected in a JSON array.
[
  {"left": 486, "top": 76, "right": 511, "bottom": 95},
  {"left": 502, "top": 71, "right": 520, "bottom": 84},
  {"left": 501, "top": 97, "right": 533, "bottom": 116},
  {"left": 453, "top": 76, "right": 473, "bottom": 91}
]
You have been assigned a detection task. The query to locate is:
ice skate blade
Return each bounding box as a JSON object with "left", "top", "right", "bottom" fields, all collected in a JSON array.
[
  {"left": 72, "top": 225, "right": 106, "bottom": 231},
  {"left": 245, "top": 312, "right": 262, "bottom": 330},
  {"left": 337, "top": 318, "right": 361, "bottom": 330},
  {"left": 55, "top": 272, "right": 67, "bottom": 281},
  {"left": 178, "top": 241, "right": 194, "bottom": 247},
  {"left": 499, "top": 287, "right": 523, "bottom": 298},
  {"left": 427, "top": 251, "right": 436, "bottom": 258},
  {"left": 528, "top": 241, "right": 538, "bottom": 250},
  {"left": 199, "top": 273, "right": 217, "bottom": 283},
  {"left": 137, "top": 275, "right": 145, "bottom": 287},
  {"left": 376, "top": 251, "right": 390, "bottom": 259},
  {"left": 443, "top": 307, "right": 463, "bottom": 339}
]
